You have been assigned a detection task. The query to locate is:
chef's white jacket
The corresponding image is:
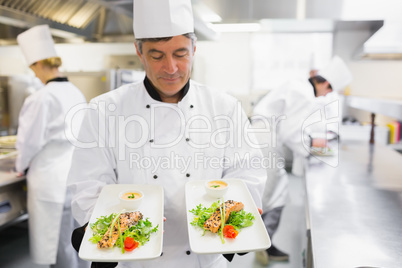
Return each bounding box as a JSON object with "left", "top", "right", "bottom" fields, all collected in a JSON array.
[
  {"left": 253, "top": 78, "right": 316, "bottom": 159},
  {"left": 252, "top": 78, "right": 315, "bottom": 210},
  {"left": 16, "top": 80, "right": 86, "bottom": 264},
  {"left": 67, "top": 80, "right": 266, "bottom": 268},
  {"left": 252, "top": 77, "right": 341, "bottom": 210}
]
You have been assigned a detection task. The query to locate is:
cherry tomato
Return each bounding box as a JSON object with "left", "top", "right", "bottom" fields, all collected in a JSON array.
[
  {"left": 227, "top": 229, "right": 239, "bottom": 238},
  {"left": 124, "top": 237, "right": 139, "bottom": 251},
  {"left": 222, "top": 225, "right": 239, "bottom": 238},
  {"left": 223, "top": 225, "right": 234, "bottom": 234}
]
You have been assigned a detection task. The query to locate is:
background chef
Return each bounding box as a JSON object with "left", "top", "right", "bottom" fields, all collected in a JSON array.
[
  {"left": 251, "top": 55, "right": 353, "bottom": 265},
  {"left": 15, "top": 25, "right": 88, "bottom": 268},
  {"left": 253, "top": 55, "right": 353, "bottom": 174},
  {"left": 68, "top": 0, "right": 267, "bottom": 267}
]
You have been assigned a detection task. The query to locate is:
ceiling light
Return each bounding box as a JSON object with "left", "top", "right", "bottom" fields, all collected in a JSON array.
[
  {"left": 49, "top": 28, "right": 79, "bottom": 39},
  {"left": 209, "top": 23, "right": 262, "bottom": 33},
  {"left": 193, "top": 2, "right": 222, "bottom": 23}
]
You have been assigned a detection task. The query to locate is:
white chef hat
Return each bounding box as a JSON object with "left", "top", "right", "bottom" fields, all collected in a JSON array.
[
  {"left": 17, "top": 24, "right": 58, "bottom": 66},
  {"left": 133, "top": 0, "right": 194, "bottom": 39},
  {"left": 318, "top": 55, "right": 353, "bottom": 91}
]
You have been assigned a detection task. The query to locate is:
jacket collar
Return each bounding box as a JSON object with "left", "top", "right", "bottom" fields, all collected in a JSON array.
[
  {"left": 46, "top": 77, "right": 68, "bottom": 84},
  {"left": 143, "top": 76, "right": 190, "bottom": 102}
]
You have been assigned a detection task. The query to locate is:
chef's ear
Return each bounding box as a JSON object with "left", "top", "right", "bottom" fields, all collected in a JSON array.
[
  {"left": 325, "top": 81, "right": 332, "bottom": 90},
  {"left": 134, "top": 42, "right": 144, "bottom": 64}
]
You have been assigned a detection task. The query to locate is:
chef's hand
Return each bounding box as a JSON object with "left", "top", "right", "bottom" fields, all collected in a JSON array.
[
  {"left": 223, "top": 252, "right": 249, "bottom": 262},
  {"left": 311, "top": 138, "right": 327, "bottom": 148},
  {"left": 258, "top": 208, "right": 263, "bottom": 215},
  {"left": 71, "top": 222, "right": 87, "bottom": 252},
  {"left": 11, "top": 166, "right": 25, "bottom": 176},
  {"left": 91, "top": 261, "right": 117, "bottom": 267},
  {"left": 71, "top": 223, "right": 118, "bottom": 268}
]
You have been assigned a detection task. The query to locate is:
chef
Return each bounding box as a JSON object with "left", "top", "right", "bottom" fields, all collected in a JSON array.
[
  {"left": 252, "top": 55, "right": 353, "bottom": 265},
  {"left": 253, "top": 55, "right": 353, "bottom": 173},
  {"left": 15, "top": 25, "right": 88, "bottom": 267},
  {"left": 68, "top": 0, "right": 266, "bottom": 267}
]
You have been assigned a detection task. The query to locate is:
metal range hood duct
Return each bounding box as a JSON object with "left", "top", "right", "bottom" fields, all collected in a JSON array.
[
  {"left": 356, "top": 22, "right": 402, "bottom": 60},
  {"left": 0, "top": 0, "right": 368, "bottom": 43},
  {"left": 0, "top": 0, "right": 220, "bottom": 43},
  {"left": 201, "top": 0, "right": 402, "bottom": 60},
  {"left": 0, "top": 0, "right": 400, "bottom": 62}
]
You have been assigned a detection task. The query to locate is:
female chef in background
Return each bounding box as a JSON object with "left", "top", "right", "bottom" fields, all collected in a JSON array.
[{"left": 15, "top": 25, "right": 88, "bottom": 268}]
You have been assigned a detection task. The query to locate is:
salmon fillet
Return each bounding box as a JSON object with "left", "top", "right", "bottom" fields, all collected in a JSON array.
[
  {"left": 203, "top": 200, "right": 244, "bottom": 233},
  {"left": 97, "top": 211, "right": 143, "bottom": 249}
]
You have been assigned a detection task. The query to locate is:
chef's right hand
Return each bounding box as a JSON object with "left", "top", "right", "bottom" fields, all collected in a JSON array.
[
  {"left": 91, "top": 263, "right": 118, "bottom": 268},
  {"left": 71, "top": 222, "right": 118, "bottom": 268},
  {"left": 311, "top": 138, "right": 327, "bottom": 148}
]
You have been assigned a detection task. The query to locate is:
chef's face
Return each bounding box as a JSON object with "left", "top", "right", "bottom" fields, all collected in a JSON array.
[
  {"left": 315, "top": 81, "right": 332, "bottom": 97},
  {"left": 135, "top": 35, "right": 196, "bottom": 103}
]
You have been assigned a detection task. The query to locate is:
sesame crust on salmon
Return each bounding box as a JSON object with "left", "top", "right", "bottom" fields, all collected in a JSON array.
[
  {"left": 203, "top": 200, "right": 244, "bottom": 233},
  {"left": 97, "top": 211, "right": 143, "bottom": 249}
]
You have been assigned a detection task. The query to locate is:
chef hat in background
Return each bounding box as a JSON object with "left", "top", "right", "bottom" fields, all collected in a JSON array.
[
  {"left": 318, "top": 55, "right": 353, "bottom": 92},
  {"left": 17, "top": 25, "right": 58, "bottom": 66},
  {"left": 133, "top": 0, "right": 194, "bottom": 39}
]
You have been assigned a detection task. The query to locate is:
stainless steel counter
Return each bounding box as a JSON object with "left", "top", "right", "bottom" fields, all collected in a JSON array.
[
  {"left": 0, "top": 151, "right": 27, "bottom": 229},
  {"left": 0, "top": 151, "right": 24, "bottom": 187},
  {"left": 347, "top": 96, "right": 402, "bottom": 120},
  {"left": 305, "top": 142, "right": 402, "bottom": 268}
]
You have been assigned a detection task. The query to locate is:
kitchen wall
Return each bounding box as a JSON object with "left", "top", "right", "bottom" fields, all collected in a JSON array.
[
  {"left": 334, "top": 28, "right": 402, "bottom": 125},
  {"left": 0, "top": 42, "right": 136, "bottom": 74},
  {"left": 193, "top": 33, "right": 253, "bottom": 96},
  {"left": 0, "top": 42, "right": 138, "bottom": 101}
]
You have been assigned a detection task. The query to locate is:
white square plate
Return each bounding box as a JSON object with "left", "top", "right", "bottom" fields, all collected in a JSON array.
[
  {"left": 185, "top": 179, "right": 271, "bottom": 254},
  {"left": 79, "top": 184, "right": 164, "bottom": 262}
]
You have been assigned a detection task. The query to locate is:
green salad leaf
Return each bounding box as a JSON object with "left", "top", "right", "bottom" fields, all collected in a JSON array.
[
  {"left": 117, "top": 218, "right": 159, "bottom": 247},
  {"left": 189, "top": 200, "right": 221, "bottom": 231},
  {"left": 227, "top": 210, "right": 255, "bottom": 229},
  {"left": 189, "top": 200, "right": 255, "bottom": 236},
  {"left": 89, "top": 213, "right": 158, "bottom": 252}
]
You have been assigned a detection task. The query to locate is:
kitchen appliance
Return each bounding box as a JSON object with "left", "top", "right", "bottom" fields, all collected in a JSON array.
[
  {"left": 0, "top": 77, "right": 10, "bottom": 136},
  {"left": 110, "top": 69, "right": 145, "bottom": 89},
  {"left": 0, "top": 75, "right": 41, "bottom": 136},
  {"left": 107, "top": 54, "right": 145, "bottom": 90}
]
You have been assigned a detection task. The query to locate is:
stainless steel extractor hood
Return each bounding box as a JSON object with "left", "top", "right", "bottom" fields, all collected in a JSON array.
[
  {"left": 0, "top": 0, "right": 221, "bottom": 44},
  {"left": 0, "top": 0, "right": 398, "bottom": 61},
  {"left": 356, "top": 22, "right": 402, "bottom": 60}
]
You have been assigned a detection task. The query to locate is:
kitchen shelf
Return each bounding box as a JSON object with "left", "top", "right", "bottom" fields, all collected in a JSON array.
[
  {"left": 347, "top": 95, "right": 402, "bottom": 120},
  {"left": 388, "top": 142, "right": 402, "bottom": 151}
]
